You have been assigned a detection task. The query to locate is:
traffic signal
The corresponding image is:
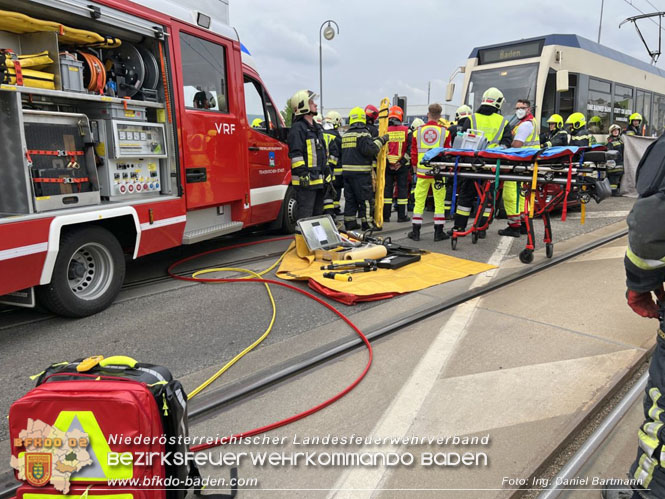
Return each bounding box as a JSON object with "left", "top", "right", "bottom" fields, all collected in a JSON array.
[{"left": 393, "top": 95, "right": 407, "bottom": 119}]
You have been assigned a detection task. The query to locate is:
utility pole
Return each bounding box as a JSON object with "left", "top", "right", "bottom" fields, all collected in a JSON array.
[
  {"left": 427, "top": 81, "right": 431, "bottom": 105},
  {"left": 598, "top": 0, "right": 605, "bottom": 43}
]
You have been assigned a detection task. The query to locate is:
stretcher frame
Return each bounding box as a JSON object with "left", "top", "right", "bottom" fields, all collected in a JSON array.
[{"left": 423, "top": 147, "right": 614, "bottom": 262}]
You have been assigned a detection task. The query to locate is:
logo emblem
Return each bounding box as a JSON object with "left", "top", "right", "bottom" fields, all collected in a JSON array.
[
  {"left": 423, "top": 128, "right": 439, "bottom": 145},
  {"left": 26, "top": 453, "right": 51, "bottom": 487}
]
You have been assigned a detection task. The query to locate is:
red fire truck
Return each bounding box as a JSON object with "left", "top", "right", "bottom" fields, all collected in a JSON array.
[{"left": 0, "top": 0, "right": 295, "bottom": 317}]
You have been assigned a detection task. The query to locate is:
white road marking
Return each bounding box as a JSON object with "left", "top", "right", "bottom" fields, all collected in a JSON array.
[{"left": 328, "top": 236, "right": 514, "bottom": 498}]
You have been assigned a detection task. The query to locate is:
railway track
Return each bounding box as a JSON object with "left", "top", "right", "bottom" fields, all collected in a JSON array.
[{"left": 0, "top": 226, "right": 630, "bottom": 498}]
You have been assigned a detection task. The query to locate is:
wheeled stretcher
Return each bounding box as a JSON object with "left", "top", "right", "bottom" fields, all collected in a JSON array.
[{"left": 421, "top": 146, "right": 615, "bottom": 263}]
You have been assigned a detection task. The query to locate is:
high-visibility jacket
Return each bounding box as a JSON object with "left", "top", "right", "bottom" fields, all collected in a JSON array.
[
  {"left": 410, "top": 121, "right": 447, "bottom": 177},
  {"left": 512, "top": 117, "right": 539, "bottom": 147},
  {"left": 287, "top": 117, "right": 327, "bottom": 188},
  {"left": 323, "top": 128, "right": 343, "bottom": 177},
  {"left": 386, "top": 124, "right": 411, "bottom": 166},
  {"left": 469, "top": 112, "right": 510, "bottom": 147}
]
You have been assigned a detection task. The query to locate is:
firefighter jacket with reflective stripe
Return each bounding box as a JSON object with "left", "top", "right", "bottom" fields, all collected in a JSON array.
[
  {"left": 569, "top": 126, "right": 596, "bottom": 147},
  {"left": 387, "top": 122, "right": 411, "bottom": 167},
  {"left": 511, "top": 116, "right": 539, "bottom": 147},
  {"left": 463, "top": 106, "right": 511, "bottom": 147},
  {"left": 606, "top": 136, "right": 624, "bottom": 168},
  {"left": 367, "top": 122, "right": 379, "bottom": 138},
  {"left": 323, "top": 128, "right": 343, "bottom": 176},
  {"left": 341, "top": 123, "right": 383, "bottom": 175},
  {"left": 625, "top": 192, "right": 665, "bottom": 292},
  {"left": 624, "top": 124, "right": 642, "bottom": 136},
  {"left": 540, "top": 129, "right": 569, "bottom": 148},
  {"left": 287, "top": 116, "right": 328, "bottom": 188},
  {"left": 410, "top": 121, "right": 447, "bottom": 175}
]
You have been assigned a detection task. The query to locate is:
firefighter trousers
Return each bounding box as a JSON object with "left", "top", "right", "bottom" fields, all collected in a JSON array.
[
  {"left": 344, "top": 173, "right": 373, "bottom": 228},
  {"left": 412, "top": 175, "right": 446, "bottom": 226},
  {"left": 453, "top": 179, "right": 492, "bottom": 230},
  {"left": 629, "top": 331, "right": 665, "bottom": 498},
  {"left": 503, "top": 181, "right": 525, "bottom": 228},
  {"left": 295, "top": 187, "right": 324, "bottom": 221},
  {"left": 333, "top": 173, "right": 343, "bottom": 212},
  {"left": 384, "top": 167, "right": 408, "bottom": 209}
]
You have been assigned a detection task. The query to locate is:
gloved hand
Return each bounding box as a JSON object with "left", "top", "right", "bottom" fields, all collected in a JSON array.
[
  {"left": 377, "top": 134, "right": 389, "bottom": 145},
  {"left": 626, "top": 287, "right": 665, "bottom": 318}
]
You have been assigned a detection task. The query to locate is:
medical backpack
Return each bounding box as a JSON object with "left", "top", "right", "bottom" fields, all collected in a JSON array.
[{"left": 9, "top": 356, "right": 193, "bottom": 499}]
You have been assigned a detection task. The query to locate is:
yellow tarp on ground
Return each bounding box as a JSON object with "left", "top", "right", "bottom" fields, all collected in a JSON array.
[{"left": 276, "top": 246, "right": 496, "bottom": 301}]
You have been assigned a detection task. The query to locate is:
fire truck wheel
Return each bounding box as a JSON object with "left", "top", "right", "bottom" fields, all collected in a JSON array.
[
  {"left": 36, "top": 226, "right": 125, "bottom": 317},
  {"left": 281, "top": 186, "right": 298, "bottom": 233}
]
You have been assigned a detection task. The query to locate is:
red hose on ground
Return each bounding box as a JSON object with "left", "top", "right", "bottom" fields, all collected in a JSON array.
[{"left": 166, "top": 237, "right": 373, "bottom": 453}]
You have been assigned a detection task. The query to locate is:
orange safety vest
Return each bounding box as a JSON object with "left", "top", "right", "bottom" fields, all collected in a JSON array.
[{"left": 387, "top": 124, "right": 409, "bottom": 164}]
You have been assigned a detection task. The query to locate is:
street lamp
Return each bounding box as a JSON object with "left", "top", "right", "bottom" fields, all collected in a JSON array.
[{"left": 319, "top": 20, "right": 339, "bottom": 116}]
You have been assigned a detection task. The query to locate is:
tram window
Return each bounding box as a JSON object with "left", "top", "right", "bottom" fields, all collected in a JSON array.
[
  {"left": 541, "top": 72, "right": 556, "bottom": 129},
  {"left": 587, "top": 77, "right": 611, "bottom": 134},
  {"left": 636, "top": 89, "right": 652, "bottom": 135},
  {"left": 653, "top": 94, "right": 665, "bottom": 136},
  {"left": 613, "top": 84, "right": 633, "bottom": 127}
]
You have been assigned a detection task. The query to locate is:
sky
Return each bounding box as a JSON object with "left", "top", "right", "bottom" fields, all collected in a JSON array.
[{"left": 229, "top": 0, "right": 665, "bottom": 113}]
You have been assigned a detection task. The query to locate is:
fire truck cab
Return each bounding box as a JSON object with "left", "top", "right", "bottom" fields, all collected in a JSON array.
[{"left": 0, "top": 0, "right": 295, "bottom": 316}]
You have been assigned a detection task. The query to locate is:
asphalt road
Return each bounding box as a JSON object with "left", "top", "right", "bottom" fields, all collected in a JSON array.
[{"left": 0, "top": 196, "right": 635, "bottom": 448}]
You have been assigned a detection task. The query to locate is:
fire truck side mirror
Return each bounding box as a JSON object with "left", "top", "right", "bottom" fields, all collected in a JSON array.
[
  {"left": 445, "top": 83, "right": 455, "bottom": 102},
  {"left": 556, "top": 70, "right": 569, "bottom": 93}
]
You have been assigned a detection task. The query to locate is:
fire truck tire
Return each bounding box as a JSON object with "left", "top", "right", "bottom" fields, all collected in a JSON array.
[
  {"left": 281, "top": 186, "right": 298, "bottom": 233},
  {"left": 36, "top": 226, "right": 125, "bottom": 317}
]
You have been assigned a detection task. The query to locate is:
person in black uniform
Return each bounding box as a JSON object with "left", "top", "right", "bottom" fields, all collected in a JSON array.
[
  {"left": 287, "top": 89, "right": 329, "bottom": 220},
  {"left": 606, "top": 124, "right": 624, "bottom": 196},
  {"left": 341, "top": 106, "right": 387, "bottom": 230}
]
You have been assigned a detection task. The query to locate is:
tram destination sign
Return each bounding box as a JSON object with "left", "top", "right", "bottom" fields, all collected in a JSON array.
[{"left": 478, "top": 40, "right": 544, "bottom": 65}]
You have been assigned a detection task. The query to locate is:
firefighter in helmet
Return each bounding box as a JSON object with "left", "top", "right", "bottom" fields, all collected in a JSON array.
[
  {"left": 625, "top": 112, "right": 643, "bottom": 136},
  {"left": 384, "top": 106, "right": 412, "bottom": 223},
  {"left": 540, "top": 114, "right": 569, "bottom": 148},
  {"left": 364, "top": 104, "right": 380, "bottom": 138},
  {"left": 341, "top": 107, "right": 387, "bottom": 230},
  {"left": 606, "top": 124, "right": 624, "bottom": 196},
  {"left": 566, "top": 112, "right": 596, "bottom": 146},
  {"left": 287, "top": 89, "right": 329, "bottom": 220},
  {"left": 322, "top": 111, "right": 344, "bottom": 217}
]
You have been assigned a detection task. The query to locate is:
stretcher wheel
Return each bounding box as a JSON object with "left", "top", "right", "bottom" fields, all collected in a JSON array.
[
  {"left": 519, "top": 249, "right": 534, "bottom": 264},
  {"left": 546, "top": 243, "right": 554, "bottom": 259},
  {"left": 471, "top": 231, "right": 479, "bottom": 244},
  {"left": 451, "top": 237, "right": 457, "bottom": 250}
]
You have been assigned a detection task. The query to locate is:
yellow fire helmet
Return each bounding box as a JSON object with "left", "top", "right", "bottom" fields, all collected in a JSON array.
[
  {"left": 565, "top": 112, "right": 586, "bottom": 130},
  {"left": 481, "top": 87, "right": 504, "bottom": 110},
  {"left": 410, "top": 117, "right": 425, "bottom": 130},
  {"left": 455, "top": 104, "right": 472, "bottom": 121},
  {"left": 546, "top": 114, "right": 564, "bottom": 129},
  {"left": 629, "top": 112, "right": 643, "bottom": 123},
  {"left": 251, "top": 118, "right": 264, "bottom": 128},
  {"left": 348, "top": 106, "right": 366, "bottom": 125},
  {"left": 324, "top": 110, "right": 342, "bottom": 128}
]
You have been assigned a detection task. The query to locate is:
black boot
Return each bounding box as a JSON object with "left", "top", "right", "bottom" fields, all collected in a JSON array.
[
  {"left": 407, "top": 224, "right": 420, "bottom": 241},
  {"left": 345, "top": 221, "right": 360, "bottom": 231},
  {"left": 434, "top": 225, "right": 450, "bottom": 241},
  {"left": 397, "top": 205, "right": 411, "bottom": 223},
  {"left": 383, "top": 205, "right": 392, "bottom": 223},
  {"left": 498, "top": 225, "right": 521, "bottom": 237}
]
